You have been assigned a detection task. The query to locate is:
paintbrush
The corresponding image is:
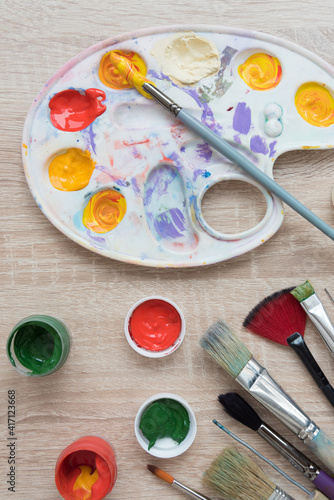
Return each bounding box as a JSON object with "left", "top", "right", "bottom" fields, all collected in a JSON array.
[
  {"left": 291, "top": 281, "right": 334, "bottom": 356},
  {"left": 243, "top": 287, "right": 334, "bottom": 408},
  {"left": 147, "top": 464, "right": 212, "bottom": 500},
  {"left": 200, "top": 319, "right": 334, "bottom": 473},
  {"left": 108, "top": 51, "right": 334, "bottom": 242},
  {"left": 218, "top": 392, "right": 334, "bottom": 499},
  {"left": 203, "top": 446, "right": 297, "bottom": 500},
  {"left": 211, "top": 424, "right": 330, "bottom": 500}
]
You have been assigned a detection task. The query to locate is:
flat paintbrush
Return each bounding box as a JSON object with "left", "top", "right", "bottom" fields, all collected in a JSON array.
[
  {"left": 291, "top": 281, "right": 334, "bottom": 356},
  {"left": 243, "top": 287, "right": 334, "bottom": 408},
  {"left": 147, "top": 464, "right": 212, "bottom": 500},
  {"left": 200, "top": 318, "right": 334, "bottom": 473},
  {"left": 203, "top": 446, "right": 297, "bottom": 500},
  {"left": 218, "top": 392, "right": 334, "bottom": 499},
  {"left": 108, "top": 50, "right": 334, "bottom": 241}
]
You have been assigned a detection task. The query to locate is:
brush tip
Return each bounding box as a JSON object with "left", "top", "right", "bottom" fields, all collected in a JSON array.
[
  {"left": 147, "top": 464, "right": 174, "bottom": 484},
  {"left": 291, "top": 280, "right": 314, "bottom": 302},
  {"left": 218, "top": 392, "right": 262, "bottom": 431}
]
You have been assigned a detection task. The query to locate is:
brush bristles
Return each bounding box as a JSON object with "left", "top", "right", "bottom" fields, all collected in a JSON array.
[
  {"left": 291, "top": 280, "right": 314, "bottom": 302},
  {"left": 218, "top": 393, "right": 262, "bottom": 431},
  {"left": 147, "top": 464, "right": 174, "bottom": 484},
  {"left": 200, "top": 319, "right": 252, "bottom": 378},
  {"left": 243, "top": 287, "right": 307, "bottom": 346},
  {"left": 203, "top": 447, "right": 275, "bottom": 500}
]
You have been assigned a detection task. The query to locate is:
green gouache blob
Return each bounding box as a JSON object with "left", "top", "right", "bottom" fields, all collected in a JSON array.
[
  {"left": 291, "top": 280, "right": 314, "bottom": 302},
  {"left": 7, "top": 316, "right": 70, "bottom": 376},
  {"left": 139, "top": 398, "right": 190, "bottom": 450}
]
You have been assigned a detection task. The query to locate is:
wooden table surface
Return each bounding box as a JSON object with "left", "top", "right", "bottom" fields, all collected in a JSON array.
[{"left": 1, "top": 1, "right": 334, "bottom": 499}]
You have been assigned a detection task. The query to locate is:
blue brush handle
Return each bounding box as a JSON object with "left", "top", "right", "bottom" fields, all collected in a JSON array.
[{"left": 177, "top": 109, "right": 334, "bottom": 241}]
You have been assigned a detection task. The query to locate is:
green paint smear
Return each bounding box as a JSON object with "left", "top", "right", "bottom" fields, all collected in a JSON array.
[
  {"left": 139, "top": 398, "right": 190, "bottom": 450},
  {"left": 13, "top": 322, "right": 63, "bottom": 375},
  {"left": 291, "top": 280, "right": 314, "bottom": 302}
]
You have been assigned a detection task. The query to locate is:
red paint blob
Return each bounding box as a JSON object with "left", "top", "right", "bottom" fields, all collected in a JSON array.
[
  {"left": 49, "top": 88, "right": 107, "bottom": 132},
  {"left": 129, "top": 299, "right": 182, "bottom": 351}
]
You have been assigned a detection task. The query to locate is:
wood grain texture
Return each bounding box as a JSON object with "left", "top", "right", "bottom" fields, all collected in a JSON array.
[{"left": 1, "top": 1, "right": 334, "bottom": 499}]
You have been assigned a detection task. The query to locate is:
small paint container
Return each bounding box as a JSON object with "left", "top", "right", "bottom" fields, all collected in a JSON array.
[
  {"left": 55, "top": 436, "right": 117, "bottom": 500},
  {"left": 124, "top": 296, "right": 186, "bottom": 358},
  {"left": 134, "top": 392, "right": 197, "bottom": 458},
  {"left": 6, "top": 315, "right": 70, "bottom": 376}
]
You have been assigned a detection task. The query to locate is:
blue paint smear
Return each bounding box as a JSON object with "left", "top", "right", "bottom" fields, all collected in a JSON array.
[
  {"left": 144, "top": 166, "right": 178, "bottom": 206},
  {"left": 154, "top": 208, "right": 185, "bottom": 239},
  {"left": 250, "top": 135, "right": 269, "bottom": 155},
  {"left": 233, "top": 102, "right": 251, "bottom": 135}
]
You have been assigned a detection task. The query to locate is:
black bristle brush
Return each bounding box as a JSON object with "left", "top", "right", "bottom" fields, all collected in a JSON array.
[
  {"left": 218, "top": 392, "right": 334, "bottom": 499},
  {"left": 243, "top": 287, "right": 334, "bottom": 408}
]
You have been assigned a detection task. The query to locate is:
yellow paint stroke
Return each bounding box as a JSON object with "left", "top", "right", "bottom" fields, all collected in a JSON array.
[
  {"left": 295, "top": 82, "right": 334, "bottom": 127},
  {"left": 99, "top": 50, "right": 148, "bottom": 91},
  {"left": 238, "top": 53, "right": 282, "bottom": 91},
  {"left": 302, "top": 145, "right": 320, "bottom": 149},
  {"left": 83, "top": 189, "right": 127, "bottom": 233},
  {"left": 49, "top": 148, "right": 95, "bottom": 191},
  {"left": 73, "top": 465, "right": 99, "bottom": 500},
  {"left": 23, "top": 143, "right": 28, "bottom": 156}
]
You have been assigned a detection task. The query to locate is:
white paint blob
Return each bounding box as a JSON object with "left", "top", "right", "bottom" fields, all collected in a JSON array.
[
  {"left": 264, "top": 103, "right": 283, "bottom": 137},
  {"left": 151, "top": 32, "right": 220, "bottom": 86}
]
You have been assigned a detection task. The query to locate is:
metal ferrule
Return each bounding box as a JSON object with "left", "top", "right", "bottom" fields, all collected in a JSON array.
[
  {"left": 268, "top": 486, "right": 296, "bottom": 500},
  {"left": 301, "top": 294, "right": 334, "bottom": 355},
  {"left": 236, "top": 358, "right": 319, "bottom": 439},
  {"left": 258, "top": 423, "right": 319, "bottom": 480},
  {"left": 142, "top": 83, "right": 182, "bottom": 116},
  {"left": 173, "top": 480, "right": 212, "bottom": 500}
]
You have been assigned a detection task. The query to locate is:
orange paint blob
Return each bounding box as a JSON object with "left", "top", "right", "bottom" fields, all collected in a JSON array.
[
  {"left": 98, "top": 50, "right": 147, "bottom": 90},
  {"left": 83, "top": 190, "right": 127, "bottom": 233},
  {"left": 238, "top": 53, "right": 282, "bottom": 90},
  {"left": 49, "top": 149, "right": 96, "bottom": 191},
  {"left": 73, "top": 465, "right": 99, "bottom": 500},
  {"left": 295, "top": 82, "right": 334, "bottom": 127}
]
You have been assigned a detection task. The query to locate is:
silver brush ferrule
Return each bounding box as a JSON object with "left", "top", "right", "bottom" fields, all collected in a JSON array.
[
  {"left": 258, "top": 423, "right": 319, "bottom": 480},
  {"left": 236, "top": 358, "right": 319, "bottom": 440},
  {"left": 301, "top": 294, "right": 334, "bottom": 355},
  {"left": 173, "top": 480, "right": 212, "bottom": 500},
  {"left": 268, "top": 487, "right": 296, "bottom": 500},
  {"left": 142, "top": 83, "right": 182, "bottom": 116}
]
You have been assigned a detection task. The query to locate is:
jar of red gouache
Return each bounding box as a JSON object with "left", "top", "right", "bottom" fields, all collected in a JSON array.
[
  {"left": 55, "top": 436, "right": 117, "bottom": 500},
  {"left": 124, "top": 296, "right": 186, "bottom": 358}
]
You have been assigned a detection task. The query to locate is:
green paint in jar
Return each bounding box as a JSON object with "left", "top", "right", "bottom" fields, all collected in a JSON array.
[
  {"left": 7, "top": 315, "right": 70, "bottom": 376},
  {"left": 139, "top": 398, "right": 190, "bottom": 450}
]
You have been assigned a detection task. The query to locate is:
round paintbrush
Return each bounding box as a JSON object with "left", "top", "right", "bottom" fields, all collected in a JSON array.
[
  {"left": 218, "top": 392, "right": 334, "bottom": 499},
  {"left": 243, "top": 287, "right": 334, "bottom": 408}
]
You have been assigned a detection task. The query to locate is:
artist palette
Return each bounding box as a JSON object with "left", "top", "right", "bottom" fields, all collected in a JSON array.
[{"left": 22, "top": 26, "right": 334, "bottom": 267}]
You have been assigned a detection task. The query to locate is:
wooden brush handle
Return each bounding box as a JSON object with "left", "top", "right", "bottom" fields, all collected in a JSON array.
[{"left": 287, "top": 333, "right": 334, "bottom": 408}]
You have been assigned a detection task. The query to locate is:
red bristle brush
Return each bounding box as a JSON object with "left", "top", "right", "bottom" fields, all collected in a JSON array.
[{"left": 243, "top": 287, "right": 334, "bottom": 408}]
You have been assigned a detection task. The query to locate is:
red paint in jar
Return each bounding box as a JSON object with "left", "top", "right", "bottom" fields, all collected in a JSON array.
[{"left": 129, "top": 299, "right": 182, "bottom": 351}]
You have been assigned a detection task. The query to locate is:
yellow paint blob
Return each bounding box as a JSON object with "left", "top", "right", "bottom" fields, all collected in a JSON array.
[
  {"left": 83, "top": 189, "right": 127, "bottom": 233},
  {"left": 49, "top": 148, "right": 96, "bottom": 191},
  {"left": 238, "top": 53, "right": 282, "bottom": 90},
  {"left": 295, "top": 82, "right": 334, "bottom": 127},
  {"left": 99, "top": 50, "right": 147, "bottom": 90},
  {"left": 73, "top": 465, "right": 99, "bottom": 500}
]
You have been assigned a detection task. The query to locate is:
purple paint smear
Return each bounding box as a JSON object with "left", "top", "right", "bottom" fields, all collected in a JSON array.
[
  {"left": 193, "top": 169, "right": 211, "bottom": 181},
  {"left": 182, "top": 88, "right": 223, "bottom": 134},
  {"left": 83, "top": 125, "right": 97, "bottom": 154},
  {"left": 154, "top": 208, "right": 185, "bottom": 239},
  {"left": 144, "top": 166, "right": 178, "bottom": 206},
  {"left": 233, "top": 102, "right": 251, "bottom": 135},
  {"left": 269, "top": 141, "right": 277, "bottom": 158},
  {"left": 196, "top": 142, "right": 212, "bottom": 162},
  {"left": 250, "top": 135, "right": 269, "bottom": 155}
]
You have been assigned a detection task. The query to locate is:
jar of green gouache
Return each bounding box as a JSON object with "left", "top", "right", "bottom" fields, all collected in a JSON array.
[{"left": 6, "top": 315, "right": 71, "bottom": 376}]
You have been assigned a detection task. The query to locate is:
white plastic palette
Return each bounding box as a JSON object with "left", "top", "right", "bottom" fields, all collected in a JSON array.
[{"left": 22, "top": 25, "right": 334, "bottom": 267}]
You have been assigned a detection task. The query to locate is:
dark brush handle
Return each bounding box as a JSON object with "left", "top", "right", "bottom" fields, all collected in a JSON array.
[{"left": 287, "top": 332, "right": 334, "bottom": 408}]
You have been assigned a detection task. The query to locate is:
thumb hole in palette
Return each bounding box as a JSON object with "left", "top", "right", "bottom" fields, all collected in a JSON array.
[{"left": 201, "top": 179, "right": 268, "bottom": 237}]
